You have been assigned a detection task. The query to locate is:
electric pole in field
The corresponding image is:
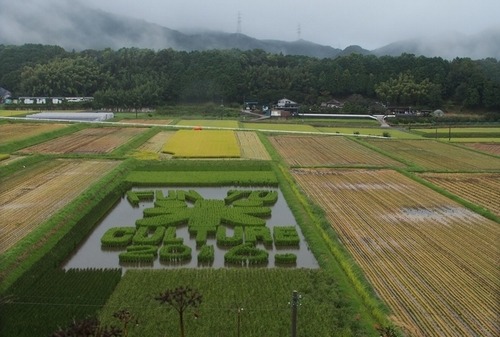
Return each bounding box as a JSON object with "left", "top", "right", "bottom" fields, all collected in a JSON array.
[{"left": 290, "top": 290, "right": 300, "bottom": 337}]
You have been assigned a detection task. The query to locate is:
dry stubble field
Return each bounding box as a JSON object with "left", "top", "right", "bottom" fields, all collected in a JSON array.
[
  {"left": 19, "top": 127, "right": 146, "bottom": 154},
  {"left": 0, "top": 159, "right": 121, "bottom": 254},
  {"left": 0, "top": 123, "right": 68, "bottom": 144},
  {"left": 365, "top": 139, "right": 500, "bottom": 170},
  {"left": 419, "top": 172, "right": 500, "bottom": 217},
  {"left": 269, "top": 135, "right": 405, "bottom": 167},
  {"left": 291, "top": 168, "right": 499, "bottom": 337},
  {"left": 463, "top": 142, "right": 500, "bottom": 156}
]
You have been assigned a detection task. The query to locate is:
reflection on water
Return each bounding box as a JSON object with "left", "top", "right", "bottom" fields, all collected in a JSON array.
[{"left": 63, "top": 186, "right": 319, "bottom": 270}]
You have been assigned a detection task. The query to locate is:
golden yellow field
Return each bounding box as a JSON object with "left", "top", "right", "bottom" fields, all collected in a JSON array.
[
  {"left": 130, "top": 131, "right": 175, "bottom": 160},
  {"left": 162, "top": 129, "right": 241, "bottom": 158}
]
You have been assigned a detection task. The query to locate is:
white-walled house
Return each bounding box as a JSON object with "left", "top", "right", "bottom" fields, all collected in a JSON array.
[{"left": 277, "top": 98, "right": 298, "bottom": 108}]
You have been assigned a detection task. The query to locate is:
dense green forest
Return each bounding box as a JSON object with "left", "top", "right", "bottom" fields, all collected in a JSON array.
[{"left": 1, "top": 44, "right": 499, "bottom": 111}]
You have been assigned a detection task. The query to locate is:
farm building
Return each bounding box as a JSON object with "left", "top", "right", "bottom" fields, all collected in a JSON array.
[
  {"left": 277, "top": 98, "right": 298, "bottom": 108},
  {"left": 15, "top": 97, "right": 94, "bottom": 105},
  {"left": 0, "top": 87, "right": 11, "bottom": 103},
  {"left": 26, "top": 112, "right": 114, "bottom": 121},
  {"left": 271, "top": 97, "right": 300, "bottom": 117},
  {"left": 321, "top": 99, "right": 343, "bottom": 108}
]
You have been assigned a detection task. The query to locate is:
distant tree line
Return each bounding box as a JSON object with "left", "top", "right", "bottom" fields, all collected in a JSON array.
[{"left": 1, "top": 44, "right": 499, "bottom": 111}]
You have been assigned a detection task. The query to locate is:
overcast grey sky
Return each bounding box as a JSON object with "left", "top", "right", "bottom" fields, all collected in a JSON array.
[{"left": 84, "top": 0, "right": 500, "bottom": 49}]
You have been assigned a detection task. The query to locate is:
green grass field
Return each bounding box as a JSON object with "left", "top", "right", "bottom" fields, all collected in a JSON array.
[
  {"left": 318, "top": 127, "right": 423, "bottom": 139},
  {"left": 99, "top": 268, "right": 368, "bottom": 337},
  {"left": 0, "top": 109, "right": 32, "bottom": 117},
  {"left": 176, "top": 119, "right": 240, "bottom": 128},
  {"left": 411, "top": 127, "right": 500, "bottom": 141},
  {"left": 242, "top": 122, "right": 319, "bottom": 132}
]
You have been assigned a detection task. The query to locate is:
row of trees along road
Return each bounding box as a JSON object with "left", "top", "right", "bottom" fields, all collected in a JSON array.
[{"left": 1, "top": 44, "right": 499, "bottom": 110}]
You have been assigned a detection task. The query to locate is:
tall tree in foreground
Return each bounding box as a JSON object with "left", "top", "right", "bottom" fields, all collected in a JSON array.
[{"left": 155, "top": 286, "right": 202, "bottom": 337}]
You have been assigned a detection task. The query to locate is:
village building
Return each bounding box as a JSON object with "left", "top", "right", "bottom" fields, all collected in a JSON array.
[{"left": 321, "top": 99, "right": 343, "bottom": 109}]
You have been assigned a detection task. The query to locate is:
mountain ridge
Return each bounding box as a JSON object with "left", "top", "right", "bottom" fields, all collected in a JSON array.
[{"left": 0, "top": 1, "right": 498, "bottom": 59}]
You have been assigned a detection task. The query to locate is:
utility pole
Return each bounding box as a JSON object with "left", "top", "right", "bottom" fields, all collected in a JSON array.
[
  {"left": 290, "top": 290, "right": 299, "bottom": 337},
  {"left": 237, "top": 307, "right": 243, "bottom": 337}
]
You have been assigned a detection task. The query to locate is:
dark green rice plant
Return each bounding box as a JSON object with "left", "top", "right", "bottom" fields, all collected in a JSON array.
[
  {"left": 275, "top": 253, "right": 297, "bottom": 265},
  {"left": 159, "top": 244, "right": 192, "bottom": 263},
  {"left": 197, "top": 245, "right": 214, "bottom": 264},
  {"left": 119, "top": 245, "right": 158, "bottom": 263},
  {"left": 101, "top": 227, "right": 136, "bottom": 247},
  {"left": 132, "top": 226, "right": 165, "bottom": 246},
  {"left": 273, "top": 226, "right": 300, "bottom": 247},
  {"left": 244, "top": 226, "right": 273, "bottom": 246},
  {"left": 216, "top": 226, "right": 243, "bottom": 246}
]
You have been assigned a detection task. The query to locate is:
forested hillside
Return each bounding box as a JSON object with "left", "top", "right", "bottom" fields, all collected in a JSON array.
[{"left": 1, "top": 44, "right": 499, "bottom": 111}]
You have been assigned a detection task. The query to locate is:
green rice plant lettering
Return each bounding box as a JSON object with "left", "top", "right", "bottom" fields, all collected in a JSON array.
[
  {"left": 188, "top": 226, "right": 217, "bottom": 246},
  {"left": 197, "top": 245, "right": 215, "bottom": 264},
  {"left": 159, "top": 244, "right": 192, "bottom": 262},
  {"left": 126, "top": 190, "right": 154, "bottom": 206},
  {"left": 132, "top": 226, "right": 166, "bottom": 246},
  {"left": 136, "top": 214, "right": 188, "bottom": 228},
  {"left": 154, "top": 199, "right": 188, "bottom": 209},
  {"left": 244, "top": 227, "right": 273, "bottom": 246},
  {"left": 273, "top": 226, "right": 300, "bottom": 247},
  {"left": 163, "top": 227, "right": 183, "bottom": 244},
  {"left": 224, "top": 243, "right": 269, "bottom": 266},
  {"left": 224, "top": 190, "right": 251, "bottom": 204},
  {"left": 232, "top": 199, "right": 263, "bottom": 207},
  {"left": 275, "top": 253, "right": 297, "bottom": 265},
  {"left": 101, "top": 227, "right": 136, "bottom": 248},
  {"left": 216, "top": 226, "right": 244, "bottom": 246},
  {"left": 248, "top": 190, "right": 278, "bottom": 205},
  {"left": 119, "top": 245, "right": 158, "bottom": 263}
]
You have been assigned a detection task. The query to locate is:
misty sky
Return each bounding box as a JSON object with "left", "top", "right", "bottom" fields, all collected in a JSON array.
[{"left": 84, "top": 0, "right": 500, "bottom": 49}]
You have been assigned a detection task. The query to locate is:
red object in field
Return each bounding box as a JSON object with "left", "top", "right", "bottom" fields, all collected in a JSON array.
[{"left": 194, "top": 126, "right": 202, "bottom": 130}]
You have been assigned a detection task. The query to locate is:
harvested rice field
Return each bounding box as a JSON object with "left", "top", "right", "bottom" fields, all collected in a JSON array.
[
  {"left": 0, "top": 159, "right": 121, "bottom": 253},
  {"left": 19, "top": 127, "right": 146, "bottom": 154},
  {"left": 419, "top": 172, "right": 500, "bottom": 216},
  {"left": 269, "top": 135, "right": 405, "bottom": 167},
  {"left": 0, "top": 123, "right": 68, "bottom": 144},
  {"left": 292, "top": 168, "right": 499, "bottom": 337}
]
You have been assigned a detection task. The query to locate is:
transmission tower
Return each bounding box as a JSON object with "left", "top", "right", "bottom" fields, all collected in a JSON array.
[
  {"left": 237, "top": 12, "right": 242, "bottom": 34},
  {"left": 297, "top": 24, "right": 301, "bottom": 40}
]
